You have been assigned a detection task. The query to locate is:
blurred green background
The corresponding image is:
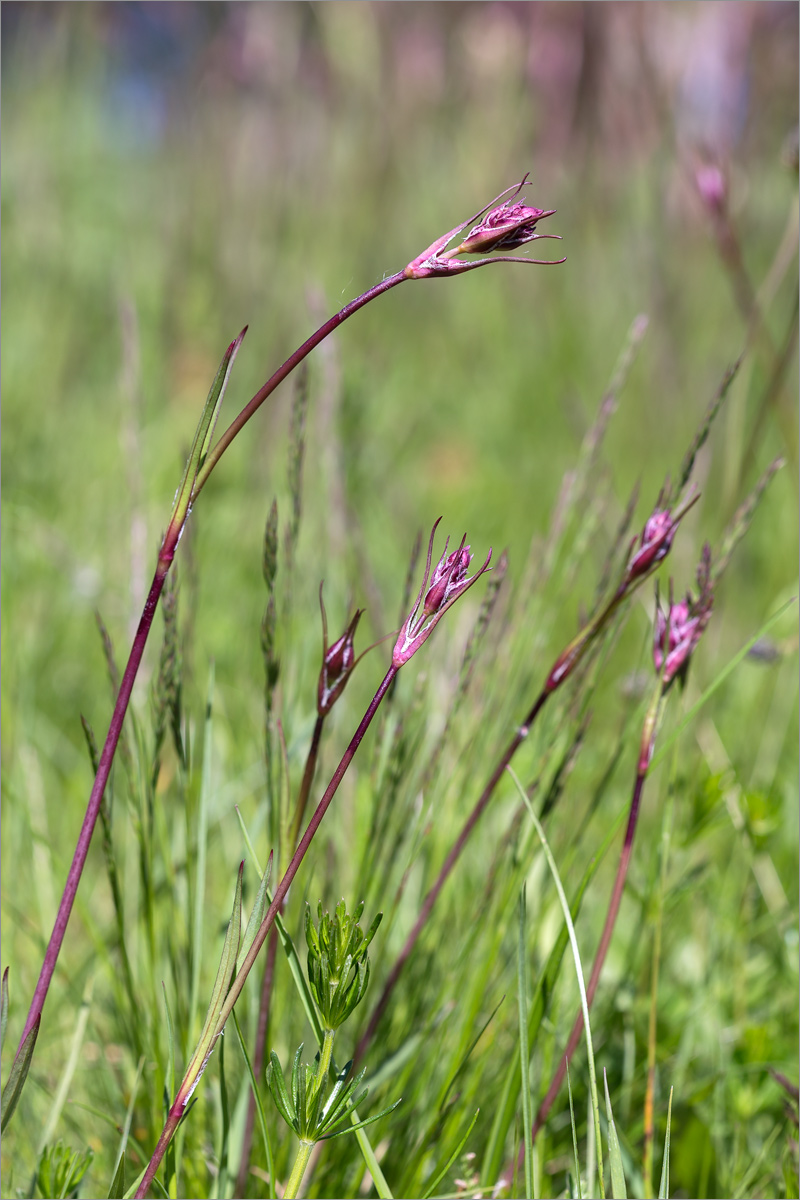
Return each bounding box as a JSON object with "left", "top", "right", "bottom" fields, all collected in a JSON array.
[
  {"left": 2, "top": 1, "right": 797, "bottom": 740},
  {"left": 1, "top": 2, "right": 798, "bottom": 1193}
]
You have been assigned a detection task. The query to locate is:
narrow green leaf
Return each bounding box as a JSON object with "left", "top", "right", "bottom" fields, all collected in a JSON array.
[
  {"left": 190, "top": 664, "right": 215, "bottom": 1041},
  {"left": 324, "top": 1097, "right": 402, "bottom": 1139},
  {"left": 352, "top": 1115, "right": 395, "bottom": 1200},
  {"left": 658, "top": 1087, "right": 674, "bottom": 1200},
  {"left": 440, "top": 997, "right": 503, "bottom": 1113},
  {"left": 267, "top": 1051, "right": 297, "bottom": 1130},
  {"left": 517, "top": 886, "right": 534, "bottom": 1200},
  {"left": 232, "top": 1011, "right": 275, "bottom": 1200},
  {"left": 169, "top": 329, "right": 247, "bottom": 530},
  {"left": 236, "top": 857, "right": 272, "bottom": 975},
  {"left": 108, "top": 1151, "right": 126, "bottom": 1200},
  {"left": 481, "top": 804, "right": 624, "bottom": 1190},
  {"left": 420, "top": 1108, "right": 480, "bottom": 1199},
  {"left": 1, "top": 1014, "right": 40, "bottom": 1131},
  {"left": 109, "top": 1055, "right": 144, "bottom": 1199},
  {"left": 604, "top": 1071, "right": 627, "bottom": 1199},
  {"left": 185, "top": 863, "right": 243, "bottom": 1085},
  {"left": 1, "top": 968, "right": 8, "bottom": 1052},
  {"left": 510, "top": 766, "right": 605, "bottom": 1197},
  {"left": 567, "top": 1062, "right": 582, "bottom": 1200},
  {"left": 162, "top": 985, "right": 175, "bottom": 1105},
  {"left": 39, "top": 977, "right": 94, "bottom": 1153}
]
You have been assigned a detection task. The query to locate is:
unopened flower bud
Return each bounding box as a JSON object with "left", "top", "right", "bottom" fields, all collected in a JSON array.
[
  {"left": 317, "top": 587, "right": 364, "bottom": 715},
  {"left": 627, "top": 490, "right": 699, "bottom": 583},
  {"left": 393, "top": 521, "right": 491, "bottom": 668},
  {"left": 653, "top": 546, "right": 714, "bottom": 688},
  {"left": 404, "top": 175, "right": 564, "bottom": 280}
]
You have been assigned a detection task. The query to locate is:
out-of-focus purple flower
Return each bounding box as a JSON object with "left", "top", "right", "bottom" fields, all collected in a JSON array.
[
  {"left": 695, "top": 162, "right": 728, "bottom": 215},
  {"left": 404, "top": 176, "right": 564, "bottom": 280},
  {"left": 317, "top": 587, "right": 365, "bottom": 715},
  {"left": 627, "top": 490, "right": 700, "bottom": 582},
  {"left": 393, "top": 521, "right": 491, "bottom": 667},
  {"left": 653, "top": 545, "right": 714, "bottom": 688}
]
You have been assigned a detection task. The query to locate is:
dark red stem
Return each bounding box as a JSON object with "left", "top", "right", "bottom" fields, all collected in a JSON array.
[
  {"left": 355, "top": 687, "right": 550, "bottom": 1064},
  {"left": 16, "top": 547, "right": 174, "bottom": 1053},
  {"left": 11, "top": 272, "right": 407, "bottom": 1068}
]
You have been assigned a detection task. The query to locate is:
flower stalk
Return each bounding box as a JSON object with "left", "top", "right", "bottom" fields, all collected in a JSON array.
[
  {"left": 135, "top": 524, "right": 489, "bottom": 1196},
  {"left": 8, "top": 179, "right": 556, "bottom": 1094}
]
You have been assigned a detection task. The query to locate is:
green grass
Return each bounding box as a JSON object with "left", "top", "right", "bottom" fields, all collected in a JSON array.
[{"left": 2, "top": 6, "right": 798, "bottom": 1198}]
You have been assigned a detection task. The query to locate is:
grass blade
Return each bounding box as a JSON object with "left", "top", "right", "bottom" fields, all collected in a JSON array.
[
  {"left": 604, "top": 1069, "right": 627, "bottom": 1199},
  {"left": 567, "top": 1062, "right": 582, "bottom": 1200},
  {"left": 658, "top": 1088, "right": 673, "bottom": 1200},
  {"left": 232, "top": 1011, "right": 275, "bottom": 1200},
  {"left": 1, "top": 1013, "right": 39, "bottom": 1131},
  {"left": 518, "top": 885, "right": 534, "bottom": 1200},
  {"left": 420, "top": 1108, "right": 480, "bottom": 1199},
  {"left": 509, "top": 766, "right": 605, "bottom": 1197}
]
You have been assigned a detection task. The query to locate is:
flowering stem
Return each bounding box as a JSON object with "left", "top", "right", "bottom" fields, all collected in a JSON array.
[
  {"left": 11, "top": 273, "right": 407, "bottom": 1069},
  {"left": 291, "top": 713, "right": 326, "bottom": 851},
  {"left": 136, "top": 665, "right": 397, "bottom": 1198},
  {"left": 355, "top": 579, "right": 638, "bottom": 1063},
  {"left": 190, "top": 274, "right": 406, "bottom": 503},
  {"left": 15, "top": 543, "right": 174, "bottom": 1055}
]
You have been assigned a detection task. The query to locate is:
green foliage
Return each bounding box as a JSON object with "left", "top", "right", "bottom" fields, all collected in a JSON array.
[
  {"left": 305, "top": 900, "right": 382, "bottom": 1033},
  {"left": 2, "top": 6, "right": 798, "bottom": 1199}
]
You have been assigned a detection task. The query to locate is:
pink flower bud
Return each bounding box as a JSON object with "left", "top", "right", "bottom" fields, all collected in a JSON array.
[
  {"left": 317, "top": 589, "right": 365, "bottom": 715},
  {"left": 393, "top": 522, "right": 491, "bottom": 668},
  {"left": 653, "top": 547, "right": 714, "bottom": 688},
  {"left": 404, "top": 176, "right": 564, "bottom": 280}
]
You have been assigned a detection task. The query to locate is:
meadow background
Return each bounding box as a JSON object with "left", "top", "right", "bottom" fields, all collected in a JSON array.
[{"left": 1, "top": 3, "right": 798, "bottom": 1198}]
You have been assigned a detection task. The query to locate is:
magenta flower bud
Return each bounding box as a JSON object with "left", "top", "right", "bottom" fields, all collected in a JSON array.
[
  {"left": 653, "top": 546, "right": 714, "bottom": 688},
  {"left": 627, "top": 490, "right": 699, "bottom": 583},
  {"left": 317, "top": 587, "right": 365, "bottom": 715},
  {"left": 456, "top": 200, "right": 556, "bottom": 255},
  {"left": 404, "top": 175, "right": 564, "bottom": 280},
  {"left": 423, "top": 545, "right": 472, "bottom": 616},
  {"left": 393, "top": 521, "right": 491, "bottom": 668}
]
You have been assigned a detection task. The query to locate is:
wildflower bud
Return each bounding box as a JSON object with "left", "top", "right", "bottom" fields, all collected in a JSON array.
[
  {"left": 404, "top": 175, "right": 564, "bottom": 280},
  {"left": 653, "top": 546, "right": 714, "bottom": 688},
  {"left": 627, "top": 489, "right": 700, "bottom": 583},
  {"left": 456, "top": 200, "right": 555, "bottom": 255},
  {"left": 423, "top": 546, "right": 472, "bottom": 616},
  {"left": 393, "top": 521, "right": 491, "bottom": 668},
  {"left": 317, "top": 586, "right": 364, "bottom": 716}
]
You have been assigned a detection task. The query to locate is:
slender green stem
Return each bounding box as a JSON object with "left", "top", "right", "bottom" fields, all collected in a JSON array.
[
  {"left": 284, "top": 1140, "right": 315, "bottom": 1200},
  {"left": 318, "top": 1027, "right": 336, "bottom": 1085}
]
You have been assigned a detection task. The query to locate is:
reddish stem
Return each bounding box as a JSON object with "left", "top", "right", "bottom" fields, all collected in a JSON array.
[
  {"left": 11, "top": 273, "right": 407, "bottom": 1067},
  {"left": 16, "top": 545, "right": 174, "bottom": 1054},
  {"left": 355, "top": 688, "right": 549, "bottom": 1064}
]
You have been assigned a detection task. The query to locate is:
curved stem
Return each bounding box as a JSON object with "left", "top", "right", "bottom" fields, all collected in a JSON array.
[
  {"left": 16, "top": 546, "right": 174, "bottom": 1054},
  {"left": 11, "top": 272, "right": 408, "bottom": 1070},
  {"left": 136, "top": 665, "right": 397, "bottom": 1198},
  {"left": 191, "top": 273, "right": 406, "bottom": 502},
  {"left": 355, "top": 687, "right": 549, "bottom": 1064}
]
